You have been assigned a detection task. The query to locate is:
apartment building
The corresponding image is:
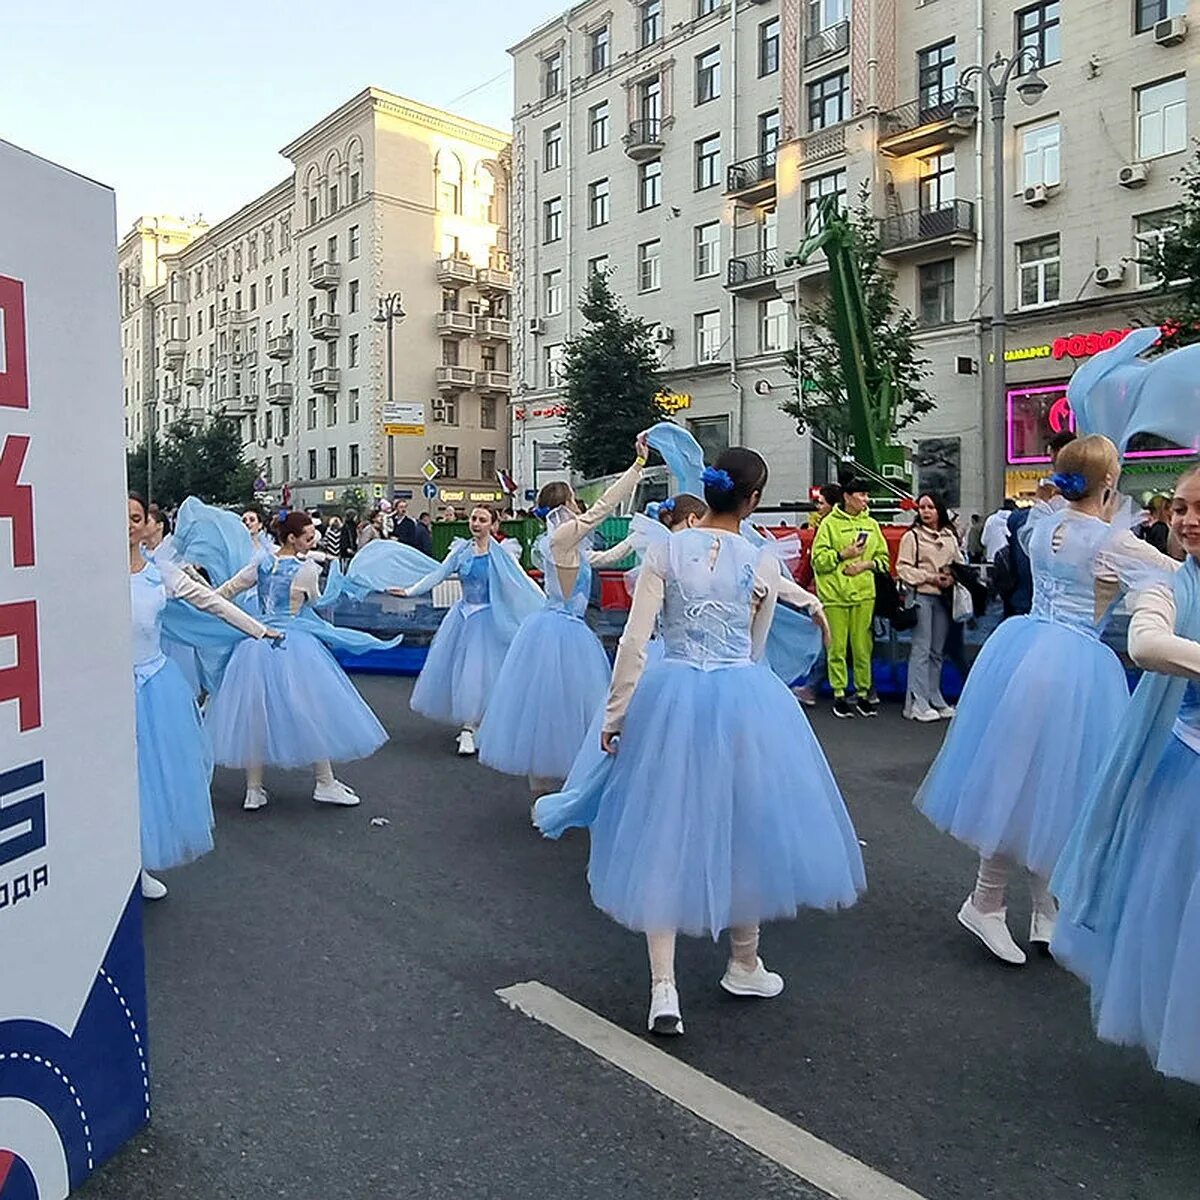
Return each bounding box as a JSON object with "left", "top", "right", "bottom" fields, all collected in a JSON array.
[
  {"left": 118, "top": 88, "right": 513, "bottom": 512},
  {"left": 511, "top": 0, "right": 1197, "bottom": 513}
]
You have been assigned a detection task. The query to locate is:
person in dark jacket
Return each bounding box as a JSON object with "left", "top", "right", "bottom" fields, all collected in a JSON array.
[
  {"left": 415, "top": 511, "right": 434, "bottom": 555},
  {"left": 391, "top": 498, "right": 421, "bottom": 548}
]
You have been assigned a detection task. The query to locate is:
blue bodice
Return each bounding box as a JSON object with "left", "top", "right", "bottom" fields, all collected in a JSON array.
[
  {"left": 658, "top": 529, "right": 757, "bottom": 669},
  {"left": 460, "top": 550, "right": 491, "bottom": 607},
  {"left": 130, "top": 567, "right": 166, "bottom": 669},
  {"left": 1027, "top": 513, "right": 1118, "bottom": 640},
  {"left": 257, "top": 555, "right": 306, "bottom": 617}
]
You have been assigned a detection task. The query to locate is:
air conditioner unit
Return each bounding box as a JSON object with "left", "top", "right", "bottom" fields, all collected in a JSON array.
[
  {"left": 431, "top": 402, "right": 446, "bottom": 422},
  {"left": 1023, "top": 184, "right": 1049, "bottom": 207},
  {"left": 653, "top": 325, "right": 675, "bottom": 344},
  {"left": 1094, "top": 261, "right": 1126, "bottom": 287},
  {"left": 431, "top": 443, "right": 445, "bottom": 456},
  {"left": 528, "top": 318, "right": 545, "bottom": 335},
  {"left": 1154, "top": 15, "right": 1187, "bottom": 45},
  {"left": 1119, "top": 162, "right": 1149, "bottom": 188}
]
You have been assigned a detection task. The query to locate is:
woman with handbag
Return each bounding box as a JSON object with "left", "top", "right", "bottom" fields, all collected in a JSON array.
[{"left": 896, "top": 493, "right": 963, "bottom": 722}]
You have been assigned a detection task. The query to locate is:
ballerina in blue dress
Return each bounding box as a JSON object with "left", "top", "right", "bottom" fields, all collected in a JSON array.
[
  {"left": 583, "top": 449, "right": 862, "bottom": 1036},
  {"left": 389, "top": 504, "right": 544, "bottom": 756},
  {"left": 128, "top": 494, "right": 281, "bottom": 901},
  {"left": 477, "top": 435, "right": 648, "bottom": 799}
]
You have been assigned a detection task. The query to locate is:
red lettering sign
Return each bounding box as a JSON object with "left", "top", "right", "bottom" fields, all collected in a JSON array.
[
  {"left": 0, "top": 600, "right": 41, "bottom": 732},
  {"left": 1051, "top": 328, "right": 1134, "bottom": 360},
  {"left": 0, "top": 276, "right": 29, "bottom": 410},
  {"left": 0, "top": 435, "right": 35, "bottom": 567}
]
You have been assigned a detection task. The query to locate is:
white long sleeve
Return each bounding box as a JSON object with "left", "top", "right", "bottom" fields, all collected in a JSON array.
[
  {"left": 217, "top": 561, "right": 260, "bottom": 600},
  {"left": 587, "top": 534, "right": 638, "bottom": 569},
  {"left": 775, "top": 571, "right": 822, "bottom": 615},
  {"left": 167, "top": 571, "right": 271, "bottom": 639},
  {"left": 405, "top": 546, "right": 463, "bottom": 597},
  {"left": 603, "top": 560, "right": 663, "bottom": 733},
  {"left": 1128, "top": 581, "right": 1200, "bottom": 680},
  {"left": 550, "top": 461, "right": 642, "bottom": 562}
]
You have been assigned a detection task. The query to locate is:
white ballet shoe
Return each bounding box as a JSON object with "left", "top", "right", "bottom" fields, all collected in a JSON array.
[
  {"left": 958, "top": 898, "right": 1026, "bottom": 965},
  {"left": 720, "top": 957, "right": 785, "bottom": 998},
  {"left": 243, "top": 785, "right": 269, "bottom": 812},
  {"left": 456, "top": 729, "right": 477, "bottom": 756},
  {"left": 140, "top": 871, "right": 168, "bottom": 901},
  {"left": 1030, "top": 899, "right": 1059, "bottom": 948},
  {"left": 313, "top": 779, "right": 361, "bottom": 807},
  {"left": 648, "top": 981, "right": 684, "bottom": 1036}
]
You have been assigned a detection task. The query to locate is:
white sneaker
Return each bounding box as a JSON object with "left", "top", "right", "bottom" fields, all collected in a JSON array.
[
  {"left": 456, "top": 728, "right": 477, "bottom": 756},
  {"left": 720, "top": 957, "right": 785, "bottom": 998},
  {"left": 648, "top": 981, "right": 684, "bottom": 1036},
  {"left": 934, "top": 704, "right": 957, "bottom": 719},
  {"left": 313, "top": 779, "right": 361, "bottom": 807},
  {"left": 243, "top": 785, "right": 269, "bottom": 812},
  {"left": 907, "top": 700, "right": 941, "bottom": 723},
  {"left": 957, "top": 898, "right": 1026, "bottom": 965},
  {"left": 140, "top": 871, "right": 168, "bottom": 901},
  {"left": 1030, "top": 900, "right": 1059, "bottom": 948}
]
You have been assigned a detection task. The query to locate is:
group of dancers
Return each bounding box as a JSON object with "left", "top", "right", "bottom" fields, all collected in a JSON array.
[{"left": 127, "top": 328, "right": 1200, "bottom": 1092}]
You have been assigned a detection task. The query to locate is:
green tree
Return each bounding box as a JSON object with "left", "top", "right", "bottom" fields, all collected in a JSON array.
[
  {"left": 340, "top": 486, "right": 369, "bottom": 515},
  {"left": 780, "top": 188, "right": 935, "bottom": 468},
  {"left": 561, "top": 271, "right": 665, "bottom": 479},
  {"left": 126, "top": 415, "right": 256, "bottom": 508},
  {"left": 1142, "top": 140, "right": 1200, "bottom": 350}
]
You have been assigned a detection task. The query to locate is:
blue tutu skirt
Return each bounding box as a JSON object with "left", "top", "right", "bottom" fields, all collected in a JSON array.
[
  {"left": 915, "top": 616, "right": 1129, "bottom": 876},
  {"left": 136, "top": 660, "right": 214, "bottom": 871},
  {"left": 1054, "top": 737, "right": 1200, "bottom": 1084},
  {"left": 411, "top": 602, "right": 508, "bottom": 729},
  {"left": 587, "top": 660, "right": 866, "bottom": 938},
  {"left": 205, "top": 628, "right": 387, "bottom": 769},
  {"left": 478, "top": 608, "right": 611, "bottom": 780}
]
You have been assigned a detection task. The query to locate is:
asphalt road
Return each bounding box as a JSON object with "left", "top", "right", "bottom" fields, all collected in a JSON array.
[{"left": 78, "top": 677, "right": 1200, "bottom": 1200}]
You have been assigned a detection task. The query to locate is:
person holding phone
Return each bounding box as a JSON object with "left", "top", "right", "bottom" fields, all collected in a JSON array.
[{"left": 811, "top": 480, "right": 891, "bottom": 718}]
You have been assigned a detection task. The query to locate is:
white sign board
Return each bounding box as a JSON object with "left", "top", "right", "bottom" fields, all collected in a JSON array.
[
  {"left": 382, "top": 400, "right": 425, "bottom": 437},
  {"left": 0, "top": 140, "right": 148, "bottom": 1195}
]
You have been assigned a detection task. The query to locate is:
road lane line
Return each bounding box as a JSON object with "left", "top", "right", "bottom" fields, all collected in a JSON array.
[{"left": 497, "top": 981, "right": 928, "bottom": 1200}]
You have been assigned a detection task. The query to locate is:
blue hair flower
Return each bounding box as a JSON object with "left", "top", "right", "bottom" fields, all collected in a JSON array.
[
  {"left": 1050, "top": 471, "right": 1087, "bottom": 500},
  {"left": 660, "top": 496, "right": 677, "bottom": 513},
  {"left": 701, "top": 466, "right": 735, "bottom": 493},
  {"left": 644, "top": 501, "right": 662, "bottom": 520},
  {"left": 532, "top": 504, "right": 552, "bottom": 520}
]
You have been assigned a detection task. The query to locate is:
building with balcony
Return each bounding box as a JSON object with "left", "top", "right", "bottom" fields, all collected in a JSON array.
[{"left": 118, "top": 87, "right": 513, "bottom": 510}]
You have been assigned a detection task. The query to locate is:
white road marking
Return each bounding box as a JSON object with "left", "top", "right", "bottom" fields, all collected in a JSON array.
[{"left": 497, "top": 981, "right": 929, "bottom": 1200}]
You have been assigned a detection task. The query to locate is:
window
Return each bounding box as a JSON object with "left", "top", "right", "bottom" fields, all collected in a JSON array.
[
  {"left": 1016, "top": 2, "right": 1060, "bottom": 68},
  {"left": 265, "top": 276, "right": 274, "bottom": 304},
  {"left": 307, "top": 397, "right": 318, "bottom": 432},
  {"left": 442, "top": 447, "right": 459, "bottom": 479},
  {"left": 1135, "top": 210, "right": 1181, "bottom": 286},
  {"left": 326, "top": 396, "right": 338, "bottom": 426},
  {"left": 281, "top": 267, "right": 290, "bottom": 296},
  {"left": 481, "top": 399, "right": 497, "bottom": 431},
  {"left": 639, "top": 159, "right": 662, "bottom": 210},
  {"left": 481, "top": 448, "right": 497, "bottom": 478},
  {"left": 695, "top": 222, "right": 720, "bottom": 278},
  {"left": 759, "top": 17, "right": 780, "bottom": 76},
  {"left": 349, "top": 172, "right": 361, "bottom": 202},
  {"left": 638, "top": 77, "right": 662, "bottom": 125},
  {"left": 544, "top": 197, "right": 563, "bottom": 243},
  {"left": 249, "top": 283, "right": 257, "bottom": 311},
  {"left": 544, "top": 124, "right": 563, "bottom": 171},
  {"left": 349, "top": 388, "right": 360, "bottom": 422},
  {"left": 1018, "top": 235, "right": 1061, "bottom": 308},
  {"left": 696, "top": 47, "right": 721, "bottom": 104},
  {"left": 804, "top": 169, "right": 847, "bottom": 231},
  {"left": 437, "top": 153, "right": 461, "bottom": 214},
  {"left": 918, "top": 40, "right": 956, "bottom": 113},
  {"left": 1020, "top": 119, "right": 1060, "bottom": 189},
  {"left": 695, "top": 134, "right": 721, "bottom": 189},
  {"left": 688, "top": 415, "right": 730, "bottom": 464},
  {"left": 329, "top": 184, "right": 339, "bottom": 214},
  {"left": 1136, "top": 77, "right": 1187, "bottom": 160},
  {"left": 759, "top": 109, "right": 781, "bottom": 158},
  {"left": 308, "top": 195, "right": 318, "bottom": 226},
  {"left": 349, "top": 225, "right": 360, "bottom": 259},
  {"left": 919, "top": 150, "right": 956, "bottom": 211},
  {"left": 349, "top": 280, "right": 360, "bottom": 313},
  {"left": 327, "top": 234, "right": 338, "bottom": 261},
  {"left": 544, "top": 343, "right": 566, "bottom": 387},
  {"left": 282, "top": 409, "right": 290, "bottom": 436},
  {"left": 760, "top": 298, "right": 788, "bottom": 354},
  {"left": 544, "top": 51, "right": 563, "bottom": 98},
  {"left": 588, "top": 103, "right": 609, "bottom": 152},
  {"left": 809, "top": 0, "right": 849, "bottom": 31},
  {"left": 544, "top": 269, "right": 563, "bottom": 316},
  {"left": 588, "top": 178, "right": 610, "bottom": 227},
  {"left": 442, "top": 340, "right": 460, "bottom": 367},
  {"left": 350, "top": 444, "right": 360, "bottom": 476},
  {"left": 808, "top": 70, "right": 848, "bottom": 130},
  {"left": 638, "top": 240, "right": 661, "bottom": 292},
  {"left": 918, "top": 260, "right": 955, "bottom": 326},
  {"left": 348, "top": 334, "right": 359, "bottom": 368},
  {"left": 760, "top": 207, "right": 778, "bottom": 255},
  {"left": 1136, "top": 0, "right": 1187, "bottom": 33},
  {"left": 695, "top": 311, "right": 722, "bottom": 363},
  {"left": 328, "top": 447, "right": 338, "bottom": 478},
  {"left": 640, "top": 0, "right": 662, "bottom": 46},
  {"left": 697, "top": 0, "right": 718, "bottom": 14},
  {"left": 440, "top": 396, "right": 460, "bottom": 426},
  {"left": 308, "top": 449, "right": 317, "bottom": 480},
  {"left": 588, "top": 255, "right": 609, "bottom": 279},
  {"left": 589, "top": 24, "right": 610, "bottom": 74},
  {"left": 282, "top": 453, "right": 290, "bottom": 481}
]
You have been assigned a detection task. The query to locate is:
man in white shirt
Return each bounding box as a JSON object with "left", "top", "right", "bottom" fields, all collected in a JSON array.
[{"left": 981, "top": 500, "right": 1018, "bottom": 561}]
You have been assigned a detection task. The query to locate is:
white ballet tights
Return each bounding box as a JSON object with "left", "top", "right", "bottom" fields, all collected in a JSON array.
[
  {"left": 645, "top": 925, "right": 760, "bottom": 986},
  {"left": 972, "top": 854, "right": 1054, "bottom": 916},
  {"left": 246, "top": 760, "right": 335, "bottom": 790}
]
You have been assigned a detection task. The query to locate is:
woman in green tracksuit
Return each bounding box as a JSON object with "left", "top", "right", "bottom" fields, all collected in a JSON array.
[{"left": 811, "top": 481, "right": 891, "bottom": 718}]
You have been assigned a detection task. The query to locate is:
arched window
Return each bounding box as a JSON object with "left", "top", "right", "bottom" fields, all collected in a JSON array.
[{"left": 436, "top": 149, "right": 462, "bottom": 215}]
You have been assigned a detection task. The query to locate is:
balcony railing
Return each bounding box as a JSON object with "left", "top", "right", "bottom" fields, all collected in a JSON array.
[
  {"left": 436, "top": 256, "right": 477, "bottom": 286},
  {"left": 266, "top": 333, "right": 293, "bottom": 360},
  {"left": 163, "top": 338, "right": 185, "bottom": 364},
  {"left": 162, "top": 385, "right": 181, "bottom": 403},
  {"left": 221, "top": 396, "right": 256, "bottom": 414},
  {"left": 878, "top": 94, "right": 974, "bottom": 156},
  {"left": 624, "top": 119, "right": 665, "bottom": 161},
  {"left": 477, "top": 265, "right": 512, "bottom": 291},
  {"left": 309, "top": 260, "right": 340, "bottom": 288},
  {"left": 310, "top": 312, "right": 341, "bottom": 339},
  {"left": 217, "top": 309, "right": 248, "bottom": 326},
  {"left": 310, "top": 367, "right": 341, "bottom": 392},
  {"left": 475, "top": 370, "right": 511, "bottom": 393},
  {"left": 879, "top": 200, "right": 976, "bottom": 253},
  {"left": 183, "top": 367, "right": 205, "bottom": 387},
  {"left": 435, "top": 311, "right": 475, "bottom": 336},
  {"left": 802, "top": 124, "right": 846, "bottom": 164},
  {"left": 726, "top": 249, "right": 780, "bottom": 289},
  {"left": 266, "top": 382, "right": 294, "bottom": 405},
  {"left": 435, "top": 365, "right": 476, "bottom": 390},
  {"left": 726, "top": 149, "right": 778, "bottom": 198},
  {"left": 475, "top": 316, "right": 511, "bottom": 340},
  {"left": 805, "top": 20, "right": 849, "bottom": 63}
]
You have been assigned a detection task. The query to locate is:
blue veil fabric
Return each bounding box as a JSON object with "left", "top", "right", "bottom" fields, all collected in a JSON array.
[
  {"left": 647, "top": 421, "right": 705, "bottom": 497},
  {"left": 172, "top": 496, "right": 258, "bottom": 585}
]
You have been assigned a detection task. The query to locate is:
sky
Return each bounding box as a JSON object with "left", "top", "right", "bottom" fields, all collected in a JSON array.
[{"left": 2, "top": 0, "right": 564, "bottom": 232}]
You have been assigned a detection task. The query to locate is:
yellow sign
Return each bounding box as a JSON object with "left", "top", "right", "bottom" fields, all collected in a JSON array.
[
  {"left": 656, "top": 390, "right": 693, "bottom": 415},
  {"left": 323, "top": 489, "right": 336, "bottom": 502},
  {"left": 421, "top": 459, "right": 439, "bottom": 481},
  {"left": 384, "top": 423, "right": 424, "bottom": 437},
  {"left": 468, "top": 490, "right": 503, "bottom": 502},
  {"left": 439, "top": 489, "right": 466, "bottom": 503},
  {"left": 383, "top": 402, "right": 425, "bottom": 436}
]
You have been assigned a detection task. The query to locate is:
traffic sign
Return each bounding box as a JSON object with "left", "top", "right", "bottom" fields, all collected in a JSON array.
[
  {"left": 382, "top": 401, "right": 426, "bottom": 437},
  {"left": 421, "top": 459, "right": 439, "bottom": 482},
  {"left": 422, "top": 482, "right": 439, "bottom": 500}
]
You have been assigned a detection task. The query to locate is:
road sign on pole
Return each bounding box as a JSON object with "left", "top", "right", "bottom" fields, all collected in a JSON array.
[
  {"left": 420, "top": 459, "right": 440, "bottom": 482},
  {"left": 382, "top": 401, "right": 426, "bottom": 437},
  {"left": 422, "top": 481, "right": 438, "bottom": 500}
]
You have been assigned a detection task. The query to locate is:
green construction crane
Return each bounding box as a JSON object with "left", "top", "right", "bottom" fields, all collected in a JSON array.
[{"left": 784, "top": 196, "right": 910, "bottom": 493}]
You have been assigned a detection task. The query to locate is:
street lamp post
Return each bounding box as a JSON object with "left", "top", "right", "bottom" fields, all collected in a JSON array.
[
  {"left": 372, "top": 291, "right": 407, "bottom": 501},
  {"left": 953, "top": 49, "right": 1048, "bottom": 510}
]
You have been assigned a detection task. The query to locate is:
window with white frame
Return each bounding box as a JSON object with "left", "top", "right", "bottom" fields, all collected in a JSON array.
[
  {"left": 639, "top": 159, "right": 662, "bottom": 210},
  {"left": 695, "top": 222, "right": 720, "bottom": 278},
  {"left": 350, "top": 444, "right": 360, "bottom": 476},
  {"left": 588, "top": 255, "right": 609, "bottom": 279},
  {"left": 760, "top": 298, "right": 789, "bottom": 354},
  {"left": 544, "top": 343, "right": 567, "bottom": 387},
  {"left": 759, "top": 17, "right": 780, "bottom": 76},
  {"left": 918, "top": 40, "right": 956, "bottom": 113},
  {"left": 759, "top": 110, "right": 781, "bottom": 158},
  {"left": 808, "top": 70, "right": 848, "bottom": 130},
  {"left": 544, "top": 124, "right": 563, "bottom": 171},
  {"left": 308, "top": 449, "right": 317, "bottom": 479},
  {"left": 695, "top": 310, "right": 722, "bottom": 363},
  {"left": 544, "top": 50, "right": 563, "bottom": 98},
  {"left": 481, "top": 402, "right": 497, "bottom": 432},
  {"left": 349, "top": 388, "right": 360, "bottom": 422},
  {"left": 1016, "top": 1, "right": 1060, "bottom": 67},
  {"left": 804, "top": 169, "right": 847, "bottom": 231},
  {"left": 588, "top": 178, "right": 610, "bottom": 227},
  {"left": 589, "top": 102, "right": 609, "bottom": 151},
  {"left": 1136, "top": 77, "right": 1187, "bottom": 160},
  {"left": 544, "top": 196, "right": 563, "bottom": 243},
  {"left": 695, "top": 134, "right": 721, "bottom": 189},
  {"left": 809, "top": 0, "right": 848, "bottom": 32},
  {"left": 640, "top": 0, "right": 662, "bottom": 47},
  {"left": 638, "top": 76, "right": 662, "bottom": 125},
  {"left": 696, "top": 47, "right": 721, "bottom": 104},
  {"left": 544, "top": 269, "right": 563, "bottom": 316},
  {"left": 348, "top": 334, "right": 359, "bottom": 368},
  {"left": 1018, "top": 235, "right": 1061, "bottom": 307},
  {"left": 1136, "top": 0, "right": 1187, "bottom": 33},
  {"left": 589, "top": 24, "right": 610, "bottom": 75},
  {"left": 919, "top": 150, "right": 956, "bottom": 211},
  {"left": 918, "top": 260, "right": 955, "bottom": 326},
  {"left": 328, "top": 447, "right": 338, "bottom": 478},
  {"left": 698, "top": 0, "right": 718, "bottom": 14},
  {"left": 760, "top": 206, "right": 779, "bottom": 254},
  {"left": 638, "top": 240, "right": 661, "bottom": 292},
  {"left": 1134, "top": 210, "right": 1181, "bottom": 286},
  {"left": 1020, "top": 119, "right": 1060, "bottom": 188}
]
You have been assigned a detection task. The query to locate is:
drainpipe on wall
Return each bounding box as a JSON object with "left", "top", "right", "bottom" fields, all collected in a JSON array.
[
  {"left": 973, "top": 0, "right": 987, "bottom": 499},
  {"left": 728, "top": 0, "right": 744, "bottom": 444}
]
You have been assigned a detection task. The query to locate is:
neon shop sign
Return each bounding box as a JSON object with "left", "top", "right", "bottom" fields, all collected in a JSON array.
[{"left": 1002, "top": 326, "right": 1136, "bottom": 363}]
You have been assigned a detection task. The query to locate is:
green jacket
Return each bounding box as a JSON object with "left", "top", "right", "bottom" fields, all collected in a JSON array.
[{"left": 811, "top": 505, "right": 890, "bottom": 607}]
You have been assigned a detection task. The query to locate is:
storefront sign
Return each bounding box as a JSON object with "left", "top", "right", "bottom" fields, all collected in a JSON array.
[
  {"left": 439, "top": 489, "right": 466, "bottom": 503},
  {"left": 999, "top": 326, "right": 1147, "bottom": 364},
  {"left": 514, "top": 404, "right": 567, "bottom": 422},
  {"left": 656, "top": 390, "right": 693, "bottom": 414}
]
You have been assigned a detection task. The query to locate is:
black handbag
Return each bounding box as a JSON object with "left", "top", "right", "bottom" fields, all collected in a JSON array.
[{"left": 873, "top": 569, "right": 919, "bottom": 631}]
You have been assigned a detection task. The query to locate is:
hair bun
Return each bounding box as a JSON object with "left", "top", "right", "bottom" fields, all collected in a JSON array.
[
  {"left": 701, "top": 466, "right": 735, "bottom": 493},
  {"left": 1050, "top": 471, "right": 1088, "bottom": 500}
]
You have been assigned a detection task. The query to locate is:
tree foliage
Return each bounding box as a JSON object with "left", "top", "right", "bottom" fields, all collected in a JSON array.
[
  {"left": 561, "top": 271, "right": 665, "bottom": 479},
  {"left": 780, "top": 188, "right": 935, "bottom": 461},
  {"left": 126, "top": 415, "right": 257, "bottom": 509},
  {"left": 1142, "top": 140, "right": 1200, "bottom": 350}
]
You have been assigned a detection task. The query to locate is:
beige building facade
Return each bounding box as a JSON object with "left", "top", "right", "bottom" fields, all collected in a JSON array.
[{"left": 119, "top": 88, "right": 513, "bottom": 512}]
